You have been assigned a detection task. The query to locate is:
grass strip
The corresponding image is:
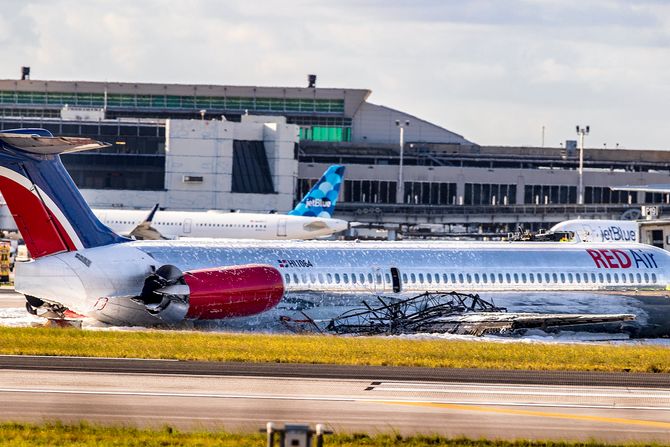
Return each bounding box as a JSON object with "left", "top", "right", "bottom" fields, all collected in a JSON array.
[
  {"left": 0, "top": 326, "right": 669, "bottom": 372},
  {"left": 0, "top": 422, "right": 663, "bottom": 447}
]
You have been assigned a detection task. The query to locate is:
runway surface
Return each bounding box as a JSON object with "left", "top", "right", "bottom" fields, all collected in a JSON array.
[
  {"left": 0, "top": 289, "right": 26, "bottom": 308},
  {"left": 1, "top": 356, "right": 670, "bottom": 441}
]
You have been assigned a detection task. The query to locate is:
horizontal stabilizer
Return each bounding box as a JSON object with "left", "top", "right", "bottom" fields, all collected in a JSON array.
[{"left": 0, "top": 132, "right": 110, "bottom": 155}]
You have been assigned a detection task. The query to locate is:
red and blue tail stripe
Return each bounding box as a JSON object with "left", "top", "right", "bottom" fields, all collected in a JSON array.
[{"left": 0, "top": 129, "right": 128, "bottom": 258}]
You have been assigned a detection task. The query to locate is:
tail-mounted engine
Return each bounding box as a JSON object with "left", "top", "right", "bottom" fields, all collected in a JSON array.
[{"left": 136, "top": 264, "right": 285, "bottom": 324}]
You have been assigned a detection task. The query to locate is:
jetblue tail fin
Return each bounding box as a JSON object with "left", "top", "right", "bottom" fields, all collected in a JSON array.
[
  {"left": 0, "top": 129, "right": 127, "bottom": 258},
  {"left": 289, "top": 165, "right": 345, "bottom": 218}
]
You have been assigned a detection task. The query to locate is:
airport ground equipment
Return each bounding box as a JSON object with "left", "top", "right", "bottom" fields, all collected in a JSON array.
[
  {"left": 0, "top": 241, "right": 9, "bottom": 282},
  {"left": 263, "top": 422, "right": 331, "bottom": 447}
]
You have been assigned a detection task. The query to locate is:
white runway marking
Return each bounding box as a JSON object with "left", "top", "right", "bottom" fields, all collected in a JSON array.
[{"left": 1, "top": 386, "right": 670, "bottom": 412}]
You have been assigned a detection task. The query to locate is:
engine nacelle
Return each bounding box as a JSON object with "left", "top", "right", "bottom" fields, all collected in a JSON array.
[
  {"left": 184, "top": 265, "right": 284, "bottom": 319},
  {"left": 137, "top": 264, "right": 284, "bottom": 324}
]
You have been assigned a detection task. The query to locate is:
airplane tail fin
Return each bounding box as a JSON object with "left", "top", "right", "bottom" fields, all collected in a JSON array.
[
  {"left": 288, "top": 165, "right": 345, "bottom": 218},
  {"left": 0, "top": 129, "right": 128, "bottom": 258}
]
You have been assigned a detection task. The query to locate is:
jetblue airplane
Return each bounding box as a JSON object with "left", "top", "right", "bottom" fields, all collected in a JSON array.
[
  {"left": 1, "top": 130, "right": 669, "bottom": 326},
  {"left": 549, "top": 219, "right": 639, "bottom": 243},
  {"left": 92, "top": 165, "right": 348, "bottom": 240}
]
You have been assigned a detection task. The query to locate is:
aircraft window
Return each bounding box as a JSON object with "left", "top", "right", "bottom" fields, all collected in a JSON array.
[
  {"left": 636, "top": 273, "right": 642, "bottom": 283},
  {"left": 385, "top": 273, "right": 391, "bottom": 284},
  {"left": 343, "top": 274, "right": 349, "bottom": 284},
  {"left": 529, "top": 273, "right": 534, "bottom": 284},
  {"left": 621, "top": 274, "right": 626, "bottom": 283},
  {"left": 360, "top": 273, "right": 365, "bottom": 283},
  {"left": 284, "top": 274, "right": 290, "bottom": 284},
  {"left": 552, "top": 273, "right": 558, "bottom": 283},
  {"left": 474, "top": 273, "right": 480, "bottom": 284},
  {"left": 434, "top": 274, "right": 440, "bottom": 284},
  {"left": 598, "top": 273, "right": 604, "bottom": 283},
  {"left": 418, "top": 273, "right": 424, "bottom": 284},
  {"left": 458, "top": 273, "right": 464, "bottom": 283},
  {"left": 567, "top": 273, "right": 573, "bottom": 283},
  {"left": 506, "top": 273, "right": 511, "bottom": 283},
  {"left": 318, "top": 273, "right": 324, "bottom": 283},
  {"left": 452, "top": 274, "right": 457, "bottom": 283},
  {"left": 590, "top": 273, "right": 596, "bottom": 283},
  {"left": 402, "top": 273, "right": 408, "bottom": 283},
  {"left": 521, "top": 273, "right": 527, "bottom": 283},
  {"left": 293, "top": 274, "right": 299, "bottom": 284},
  {"left": 644, "top": 273, "right": 650, "bottom": 283},
  {"left": 334, "top": 273, "right": 341, "bottom": 284},
  {"left": 513, "top": 273, "right": 519, "bottom": 283},
  {"left": 536, "top": 274, "right": 541, "bottom": 284},
  {"left": 351, "top": 274, "right": 357, "bottom": 284},
  {"left": 426, "top": 273, "right": 432, "bottom": 284},
  {"left": 652, "top": 273, "right": 657, "bottom": 283},
  {"left": 482, "top": 274, "right": 488, "bottom": 284},
  {"left": 497, "top": 273, "right": 503, "bottom": 283},
  {"left": 606, "top": 273, "right": 612, "bottom": 283},
  {"left": 581, "top": 273, "right": 587, "bottom": 283},
  {"left": 410, "top": 273, "right": 416, "bottom": 283},
  {"left": 443, "top": 273, "right": 449, "bottom": 283},
  {"left": 560, "top": 273, "right": 566, "bottom": 283},
  {"left": 376, "top": 274, "right": 382, "bottom": 285},
  {"left": 327, "top": 273, "right": 333, "bottom": 284},
  {"left": 368, "top": 273, "right": 374, "bottom": 283},
  {"left": 575, "top": 274, "right": 581, "bottom": 283},
  {"left": 613, "top": 273, "right": 619, "bottom": 284},
  {"left": 542, "top": 273, "right": 548, "bottom": 283}
]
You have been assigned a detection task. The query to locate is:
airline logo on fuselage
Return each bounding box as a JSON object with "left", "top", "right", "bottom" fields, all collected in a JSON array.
[
  {"left": 305, "top": 198, "right": 331, "bottom": 209},
  {"left": 586, "top": 248, "right": 658, "bottom": 269},
  {"left": 600, "top": 226, "right": 637, "bottom": 242},
  {"left": 278, "top": 259, "right": 314, "bottom": 268}
]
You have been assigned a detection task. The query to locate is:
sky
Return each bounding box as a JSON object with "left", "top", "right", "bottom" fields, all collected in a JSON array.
[{"left": 1, "top": 0, "right": 669, "bottom": 149}]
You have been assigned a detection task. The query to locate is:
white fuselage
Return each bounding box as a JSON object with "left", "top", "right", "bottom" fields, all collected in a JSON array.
[
  {"left": 14, "top": 239, "right": 670, "bottom": 325},
  {"left": 93, "top": 209, "right": 348, "bottom": 240},
  {"left": 550, "top": 219, "right": 639, "bottom": 243}
]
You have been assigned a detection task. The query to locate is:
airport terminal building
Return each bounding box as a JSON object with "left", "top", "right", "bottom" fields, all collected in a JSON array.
[{"left": 1, "top": 75, "right": 669, "bottom": 236}]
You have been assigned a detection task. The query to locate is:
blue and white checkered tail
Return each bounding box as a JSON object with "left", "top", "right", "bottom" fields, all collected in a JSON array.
[{"left": 289, "top": 165, "right": 345, "bottom": 218}]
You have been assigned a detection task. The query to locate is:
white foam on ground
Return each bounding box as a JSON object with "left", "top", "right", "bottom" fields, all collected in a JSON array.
[
  {"left": 0, "top": 290, "right": 666, "bottom": 345},
  {"left": 0, "top": 307, "right": 46, "bottom": 327}
]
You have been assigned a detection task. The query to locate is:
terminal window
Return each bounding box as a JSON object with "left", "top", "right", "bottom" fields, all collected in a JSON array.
[
  {"left": 585, "top": 186, "right": 636, "bottom": 205},
  {"left": 405, "top": 182, "right": 457, "bottom": 205},
  {"left": 524, "top": 185, "right": 576, "bottom": 205},
  {"left": 464, "top": 183, "right": 516, "bottom": 206}
]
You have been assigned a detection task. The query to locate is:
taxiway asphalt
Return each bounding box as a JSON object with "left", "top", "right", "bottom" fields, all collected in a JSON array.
[{"left": 0, "top": 356, "right": 669, "bottom": 441}]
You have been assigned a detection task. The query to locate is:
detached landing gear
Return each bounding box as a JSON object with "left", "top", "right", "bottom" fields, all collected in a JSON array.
[{"left": 24, "top": 295, "right": 83, "bottom": 328}]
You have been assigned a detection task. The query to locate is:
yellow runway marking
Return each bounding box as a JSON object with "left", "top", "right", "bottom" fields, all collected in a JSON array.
[{"left": 378, "top": 401, "right": 670, "bottom": 429}]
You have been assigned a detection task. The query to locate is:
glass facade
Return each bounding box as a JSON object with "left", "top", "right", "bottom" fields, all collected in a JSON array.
[
  {"left": 524, "top": 185, "right": 577, "bottom": 205},
  {"left": 299, "top": 126, "right": 351, "bottom": 142},
  {"left": 645, "top": 192, "right": 670, "bottom": 204},
  {"left": 464, "top": 183, "right": 516, "bottom": 206},
  {"left": 404, "top": 182, "right": 457, "bottom": 205},
  {"left": 0, "top": 90, "right": 345, "bottom": 114},
  {"left": 345, "top": 180, "right": 398, "bottom": 204},
  {"left": 584, "top": 187, "right": 636, "bottom": 205}
]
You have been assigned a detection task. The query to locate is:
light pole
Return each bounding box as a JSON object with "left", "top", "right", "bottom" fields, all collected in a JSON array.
[
  {"left": 576, "top": 125, "right": 590, "bottom": 205},
  {"left": 396, "top": 120, "right": 409, "bottom": 204}
]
